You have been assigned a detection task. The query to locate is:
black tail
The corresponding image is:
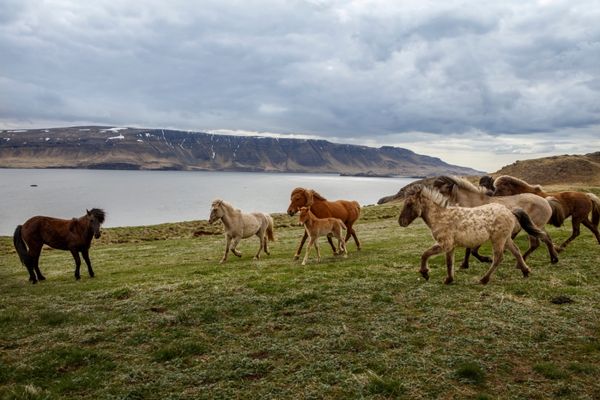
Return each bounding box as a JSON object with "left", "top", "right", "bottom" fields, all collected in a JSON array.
[
  {"left": 547, "top": 197, "right": 565, "bottom": 227},
  {"left": 512, "top": 209, "right": 544, "bottom": 238},
  {"left": 13, "top": 225, "right": 32, "bottom": 267}
]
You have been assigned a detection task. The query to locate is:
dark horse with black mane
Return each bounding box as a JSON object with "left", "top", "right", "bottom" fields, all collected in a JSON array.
[{"left": 13, "top": 209, "right": 106, "bottom": 283}]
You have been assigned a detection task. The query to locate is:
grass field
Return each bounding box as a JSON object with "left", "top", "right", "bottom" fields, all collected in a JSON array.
[{"left": 1, "top": 198, "right": 600, "bottom": 399}]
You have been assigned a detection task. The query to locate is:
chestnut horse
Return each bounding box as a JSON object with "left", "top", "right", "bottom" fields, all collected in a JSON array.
[
  {"left": 491, "top": 175, "right": 600, "bottom": 252},
  {"left": 398, "top": 185, "right": 543, "bottom": 285},
  {"left": 287, "top": 188, "right": 361, "bottom": 260},
  {"left": 13, "top": 209, "right": 106, "bottom": 283},
  {"left": 298, "top": 206, "right": 347, "bottom": 265}
]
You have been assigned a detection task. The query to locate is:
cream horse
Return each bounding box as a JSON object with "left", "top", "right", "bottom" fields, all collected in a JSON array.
[
  {"left": 399, "top": 185, "right": 546, "bottom": 285},
  {"left": 433, "top": 176, "right": 559, "bottom": 268},
  {"left": 209, "top": 199, "right": 275, "bottom": 263}
]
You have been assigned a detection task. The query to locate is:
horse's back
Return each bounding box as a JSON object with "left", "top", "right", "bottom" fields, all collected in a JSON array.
[
  {"left": 312, "top": 199, "right": 360, "bottom": 224},
  {"left": 21, "top": 216, "right": 72, "bottom": 250}
]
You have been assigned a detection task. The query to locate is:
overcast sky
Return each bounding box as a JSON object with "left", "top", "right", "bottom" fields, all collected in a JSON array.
[{"left": 1, "top": 0, "right": 599, "bottom": 172}]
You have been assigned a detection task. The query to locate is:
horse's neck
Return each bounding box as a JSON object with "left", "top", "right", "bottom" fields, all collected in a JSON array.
[
  {"left": 420, "top": 199, "right": 444, "bottom": 229},
  {"left": 71, "top": 218, "right": 93, "bottom": 242},
  {"left": 220, "top": 207, "right": 240, "bottom": 230}
]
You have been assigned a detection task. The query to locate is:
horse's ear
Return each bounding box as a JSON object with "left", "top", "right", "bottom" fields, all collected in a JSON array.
[
  {"left": 86, "top": 209, "right": 91, "bottom": 215},
  {"left": 305, "top": 190, "right": 314, "bottom": 206}
]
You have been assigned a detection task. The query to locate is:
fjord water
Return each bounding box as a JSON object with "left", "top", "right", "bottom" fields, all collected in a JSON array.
[{"left": 0, "top": 169, "right": 415, "bottom": 235}]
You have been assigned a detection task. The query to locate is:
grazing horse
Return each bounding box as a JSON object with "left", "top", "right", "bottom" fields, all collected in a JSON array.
[
  {"left": 287, "top": 188, "right": 361, "bottom": 260},
  {"left": 491, "top": 175, "right": 600, "bottom": 252},
  {"left": 209, "top": 199, "right": 275, "bottom": 263},
  {"left": 433, "top": 176, "right": 558, "bottom": 268},
  {"left": 398, "top": 185, "right": 544, "bottom": 285},
  {"left": 298, "top": 206, "right": 347, "bottom": 265},
  {"left": 13, "top": 209, "right": 106, "bottom": 283}
]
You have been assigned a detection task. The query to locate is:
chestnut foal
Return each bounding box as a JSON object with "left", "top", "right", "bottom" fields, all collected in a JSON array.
[{"left": 298, "top": 207, "right": 347, "bottom": 265}]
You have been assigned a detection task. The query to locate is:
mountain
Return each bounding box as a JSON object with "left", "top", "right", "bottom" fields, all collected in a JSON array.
[
  {"left": 0, "top": 126, "right": 482, "bottom": 176},
  {"left": 491, "top": 152, "right": 600, "bottom": 186}
]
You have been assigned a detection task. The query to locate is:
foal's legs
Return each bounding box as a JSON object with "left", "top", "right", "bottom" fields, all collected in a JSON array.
[
  {"left": 220, "top": 235, "right": 232, "bottom": 263},
  {"left": 419, "top": 244, "right": 444, "bottom": 281},
  {"left": 444, "top": 250, "right": 455, "bottom": 284},
  {"left": 82, "top": 248, "right": 95, "bottom": 277},
  {"left": 70, "top": 249, "right": 82, "bottom": 280},
  {"left": 302, "top": 237, "right": 315, "bottom": 266},
  {"left": 314, "top": 238, "right": 321, "bottom": 262}
]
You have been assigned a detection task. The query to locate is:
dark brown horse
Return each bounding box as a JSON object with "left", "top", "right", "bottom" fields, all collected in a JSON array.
[
  {"left": 491, "top": 175, "right": 600, "bottom": 252},
  {"left": 287, "top": 188, "right": 361, "bottom": 259},
  {"left": 13, "top": 209, "right": 106, "bottom": 283}
]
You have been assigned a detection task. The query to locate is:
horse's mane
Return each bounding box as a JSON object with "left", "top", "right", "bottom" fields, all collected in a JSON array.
[
  {"left": 495, "top": 175, "right": 544, "bottom": 192},
  {"left": 435, "top": 176, "right": 488, "bottom": 196},
  {"left": 88, "top": 208, "right": 106, "bottom": 223},
  {"left": 291, "top": 187, "right": 328, "bottom": 201},
  {"left": 212, "top": 199, "right": 239, "bottom": 213},
  {"left": 409, "top": 185, "right": 449, "bottom": 208}
]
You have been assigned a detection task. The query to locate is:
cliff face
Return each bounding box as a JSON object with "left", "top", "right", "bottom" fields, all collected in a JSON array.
[{"left": 0, "top": 126, "right": 482, "bottom": 176}]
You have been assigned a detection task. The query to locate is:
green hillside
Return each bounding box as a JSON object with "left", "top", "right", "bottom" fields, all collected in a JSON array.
[{"left": 1, "top": 202, "right": 599, "bottom": 399}]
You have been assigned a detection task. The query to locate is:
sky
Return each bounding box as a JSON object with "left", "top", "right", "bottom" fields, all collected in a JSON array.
[{"left": 1, "top": 0, "right": 599, "bottom": 172}]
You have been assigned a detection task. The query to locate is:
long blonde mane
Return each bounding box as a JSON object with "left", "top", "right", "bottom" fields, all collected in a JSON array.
[{"left": 420, "top": 186, "right": 450, "bottom": 208}]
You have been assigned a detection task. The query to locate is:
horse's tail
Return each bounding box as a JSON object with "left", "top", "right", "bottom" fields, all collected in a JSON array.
[
  {"left": 587, "top": 193, "right": 600, "bottom": 227},
  {"left": 512, "top": 208, "right": 545, "bottom": 239},
  {"left": 547, "top": 197, "right": 566, "bottom": 227},
  {"left": 266, "top": 215, "right": 275, "bottom": 242},
  {"left": 13, "top": 225, "right": 32, "bottom": 267}
]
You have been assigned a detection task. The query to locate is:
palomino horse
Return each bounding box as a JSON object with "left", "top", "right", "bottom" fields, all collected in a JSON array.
[
  {"left": 433, "top": 176, "right": 558, "bottom": 268},
  {"left": 491, "top": 175, "right": 600, "bottom": 252},
  {"left": 13, "top": 209, "right": 106, "bottom": 283},
  {"left": 209, "top": 199, "right": 275, "bottom": 263},
  {"left": 298, "top": 206, "right": 347, "bottom": 265},
  {"left": 287, "top": 188, "right": 361, "bottom": 259},
  {"left": 398, "top": 185, "right": 545, "bottom": 284}
]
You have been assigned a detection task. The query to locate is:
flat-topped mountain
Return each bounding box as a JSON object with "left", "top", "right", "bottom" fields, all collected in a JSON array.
[{"left": 0, "top": 126, "right": 482, "bottom": 176}]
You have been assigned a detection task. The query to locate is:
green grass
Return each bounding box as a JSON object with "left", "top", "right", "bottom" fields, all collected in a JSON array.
[{"left": 1, "top": 202, "right": 600, "bottom": 399}]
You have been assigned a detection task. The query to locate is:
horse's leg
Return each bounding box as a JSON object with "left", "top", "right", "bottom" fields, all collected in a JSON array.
[
  {"left": 557, "top": 219, "right": 580, "bottom": 252},
  {"left": 480, "top": 240, "right": 505, "bottom": 285},
  {"left": 254, "top": 233, "right": 263, "bottom": 260},
  {"left": 70, "top": 249, "right": 82, "bottom": 280},
  {"left": 338, "top": 231, "right": 348, "bottom": 258},
  {"left": 505, "top": 239, "right": 531, "bottom": 278},
  {"left": 420, "top": 244, "right": 443, "bottom": 281},
  {"left": 82, "top": 248, "right": 95, "bottom": 278},
  {"left": 444, "top": 250, "right": 455, "bottom": 284},
  {"left": 521, "top": 235, "right": 539, "bottom": 261},
  {"left": 537, "top": 229, "right": 559, "bottom": 264},
  {"left": 346, "top": 224, "right": 361, "bottom": 251},
  {"left": 581, "top": 217, "right": 600, "bottom": 244},
  {"left": 314, "top": 238, "right": 321, "bottom": 262},
  {"left": 302, "top": 237, "right": 314, "bottom": 266},
  {"left": 326, "top": 234, "right": 338, "bottom": 255},
  {"left": 263, "top": 232, "right": 270, "bottom": 255},
  {"left": 294, "top": 231, "right": 309, "bottom": 260},
  {"left": 220, "top": 235, "right": 232, "bottom": 263},
  {"left": 470, "top": 246, "right": 492, "bottom": 263},
  {"left": 230, "top": 236, "right": 242, "bottom": 257},
  {"left": 27, "top": 243, "right": 43, "bottom": 284},
  {"left": 460, "top": 248, "right": 471, "bottom": 269}
]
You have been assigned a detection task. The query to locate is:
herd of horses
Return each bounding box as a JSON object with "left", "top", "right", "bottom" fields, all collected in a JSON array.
[{"left": 12, "top": 175, "right": 600, "bottom": 285}]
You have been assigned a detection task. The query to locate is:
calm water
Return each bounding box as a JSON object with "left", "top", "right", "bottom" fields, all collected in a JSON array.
[{"left": 0, "top": 169, "right": 414, "bottom": 235}]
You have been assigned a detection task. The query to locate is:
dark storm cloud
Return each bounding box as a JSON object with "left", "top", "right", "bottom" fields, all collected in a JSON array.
[{"left": 1, "top": 0, "right": 600, "bottom": 142}]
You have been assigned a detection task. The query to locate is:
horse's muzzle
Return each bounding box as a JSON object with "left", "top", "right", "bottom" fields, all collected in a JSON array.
[{"left": 287, "top": 209, "right": 297, "bottom": 217}]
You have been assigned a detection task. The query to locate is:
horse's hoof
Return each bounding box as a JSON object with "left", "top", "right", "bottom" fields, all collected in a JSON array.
[
  {"left": 301, "top": 262, "right": 306, "bottom": 266},
  {"left": 481, "top": 257, "right": 492, "bottom": 263},
  {"left": 551, "top": 256, "right": 559, "bottom": 264},
  {"left": 459, "top": 263, "right": 469, "bottom": 270},
  {"left": 293, "top": 255, "right": 300, "bottom": 261},
  {"left": 75, "top": 276, "right": 81, "bottom": 280},
  {"left": 219, "top": 259, "right": 226, "bottom": 264},
  {"left": 30, "top": 279, "right": 37, "bottom": 284},
  {"left": 522, "top": 269, "right": 531, "bottom": 278},
  {"left": 38, "top": 275, "right": 46, "bottom": 281},
  {"left": 480, "top": 276, "right": 490, "bottom": 285},
  {"left": 420, "top": 270, "right": 430, "bottom": 281},
  {"left": 444, "top": 277, "right": 454, "bottom": 285},
  {"left": 253, "top": 256, "right": 259, "bottom": 260}
]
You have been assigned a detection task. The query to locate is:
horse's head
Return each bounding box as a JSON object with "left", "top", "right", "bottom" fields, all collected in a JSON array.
[
  {"left": 209, "top": 199, "right": 224, "bottom": 224},
  {"left": 432, "top": 176, "right": 456, "bottom": 198},
  {"left": 479, "top": 175, "right": 495, "bottom": 192},
  {"left": 398, "top": 185, "right": 423, "bottom": 227},
  {"left": 86, "top": 208, "right": 105, "bottom": 239},
  {"left": 287, "top": 188, "right": 313, "bottom": 216}
]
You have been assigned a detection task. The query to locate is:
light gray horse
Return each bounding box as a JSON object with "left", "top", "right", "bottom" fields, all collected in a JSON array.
[{"left": 209, "top": 199, "right": 275, "bottom": 263}]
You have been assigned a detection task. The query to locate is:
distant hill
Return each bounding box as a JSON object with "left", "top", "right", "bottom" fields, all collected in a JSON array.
[
  {"left": 0, "top": 126, "right": 482, "bottom": 176},
  {"left": 491, "top": 152, "right": 600, "bottom": 186}
]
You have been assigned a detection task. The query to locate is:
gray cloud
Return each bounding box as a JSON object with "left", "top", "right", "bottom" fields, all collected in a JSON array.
[{"left": 1, "top": 0, "right": 599, "bottom": 152}]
